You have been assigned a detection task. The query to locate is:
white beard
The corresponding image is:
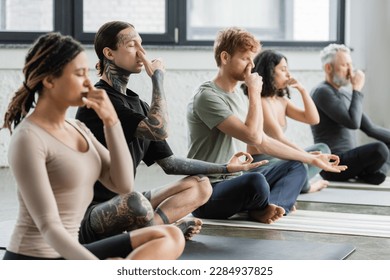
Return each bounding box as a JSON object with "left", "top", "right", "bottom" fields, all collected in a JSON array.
[{"left": 332, "top": 72, "right": 350, "bottom": 87}]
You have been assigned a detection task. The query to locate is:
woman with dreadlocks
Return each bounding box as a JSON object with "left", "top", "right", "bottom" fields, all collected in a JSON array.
[{"left": 1, "top": 32, "right": 184, "bottom": 260}]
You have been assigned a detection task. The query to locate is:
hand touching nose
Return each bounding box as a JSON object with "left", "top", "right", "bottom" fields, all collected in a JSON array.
[{"left": 245, "top": 65, "right": 263, "bottom": 96}]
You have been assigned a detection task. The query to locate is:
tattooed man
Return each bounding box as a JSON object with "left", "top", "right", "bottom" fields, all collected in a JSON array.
[{"left": 76, "top": 21, "right": 262, "bottom": 243}]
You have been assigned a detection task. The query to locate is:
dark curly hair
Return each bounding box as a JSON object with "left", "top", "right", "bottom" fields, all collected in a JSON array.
[{"left": 242, "top": 49, "right": 290, "bottom": 99}]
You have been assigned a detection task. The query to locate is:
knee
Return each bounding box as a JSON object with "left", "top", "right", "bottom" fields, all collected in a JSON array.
[
  {"left": 242, "top": 172, "right": 267, "bottom": 185},
  {"left": 122, "top": 191, "right": 154, "bottom": 223},
  {"left": 293, "top": 161, "right": 307, "bottom": 174},
  {"left": 317, "top": 143, "right": 331, "bottom": 154},
  {"left": 165, "top": 225, "right": 185, "bottom": 247},
  {"left": 157, "top": 225, "right": 185, "bottom": 257},
  {"left": 241, "top": 173, "right": 269, "bottom": 196},
  {"left": 374, "top": 142, "right": 389, "bottom": 161},
  {"left": 187, "top": 175, "right": 213, "bottom": 205}
]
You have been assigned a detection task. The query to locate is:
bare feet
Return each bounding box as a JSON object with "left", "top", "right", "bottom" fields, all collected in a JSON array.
[
  {"left": 174, "top": 217, "right": 202, "bottom": 240},
  {"left": 249, "top": 204, "right": 285, "bottom": 224},
  {"left": 309, "top": 179, "right": 329, "bottom": 193}
]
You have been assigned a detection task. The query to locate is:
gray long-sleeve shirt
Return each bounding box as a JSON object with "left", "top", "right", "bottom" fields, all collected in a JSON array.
[{"left": 310, "top": 81, "right": 364, "bottom": 154}]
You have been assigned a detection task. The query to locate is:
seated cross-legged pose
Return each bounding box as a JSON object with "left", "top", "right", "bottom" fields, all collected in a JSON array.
[
  {"left": 76, "top": 21, "right": 262, "bottom": 242},
  {"left": 187, "top": 28, "right": 347, "bottom": 222},
  {"left": 311, "top": 44, "right": 390, "bottom": 185},
  {"left": 244, "top": 49, "right": 331, "bottom": 193},
  {"left": 1, "top": 32, "right": 184, "bottom": 260}
]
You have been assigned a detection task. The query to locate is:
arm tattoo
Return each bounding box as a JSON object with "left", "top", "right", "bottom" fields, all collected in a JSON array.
[
  {"left": 135, "top": 69, "right": 168, "bottom": 140},
  {"left": 104, "top": 57, "right": 168, "bottom": 141},
  {"left": 156, "top": 155, "right": 228, "bottom": 175}
]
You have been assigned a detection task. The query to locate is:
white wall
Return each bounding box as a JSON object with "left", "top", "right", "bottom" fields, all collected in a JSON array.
[
  {"left": 0, "top": 0, "right": 389, "bottom": 189},
  {"left": 345, "top": 0, "right": 390, "bottom": 144},
  {"left": 0, "top": 46, "right": 323, "bottom": 167}
]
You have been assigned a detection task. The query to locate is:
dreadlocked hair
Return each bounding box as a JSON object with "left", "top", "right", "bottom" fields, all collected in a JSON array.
[{"left": 2, "top": 32, "right": 84, "bottom": 133}]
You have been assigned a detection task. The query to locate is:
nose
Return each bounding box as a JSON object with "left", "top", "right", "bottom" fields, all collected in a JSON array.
[
  {"left": 135, "top": 41, "right": 146, "bottom": 57},
  {"left": 248, "top": 59, "right": 255, "bottom": 70},
  {"left": 83, "top": 78, "right": 92, "bottom": 89}
]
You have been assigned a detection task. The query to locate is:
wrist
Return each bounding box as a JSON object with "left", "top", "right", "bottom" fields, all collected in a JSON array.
[
  {"left": 152, "top": 69, "right": 164, "bottom": 80},
  {"left": 103, "top": 116, "right": 119, "bottom": 128},
  {"left": 303, "top": 153, "right": 315, "bottom": 165},
  {"left": 298, "top": 87, "right": 307, "bottom": 94}
]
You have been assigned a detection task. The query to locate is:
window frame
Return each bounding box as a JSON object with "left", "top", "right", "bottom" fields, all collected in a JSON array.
[
  {"left": 73, "top": 0, "right": 177, "bottom": 45},
  {"left": 0, "top": 0, "right": 71, "bottom": 44},
  {"left": 0, "top": 0, "right": 345, "bottom": 47},
  {"left": 178, "top": 0, "right": 346, "bottom": 47}
]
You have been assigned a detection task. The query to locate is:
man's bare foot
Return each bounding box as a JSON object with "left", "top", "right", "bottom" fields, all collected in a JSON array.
[
  {"left": 174, "top": 217, "right": 202, "bottom": 240},
  {"left": 249, "top": 204, "right": 285, "bottom": 224},
  {"left": 309, "top": 180, "right": 329, "bottom": 193}
]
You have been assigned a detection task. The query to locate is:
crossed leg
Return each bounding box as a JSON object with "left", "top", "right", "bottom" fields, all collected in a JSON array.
[
  {"left": 81, "top": 176, "right": 212, "bottom": 243},
  {"left": 148, "top": 175, "right": 212, "bottom": 239},
  {"left": 126, "top": 225, "right": 185, "bottom": 260}
]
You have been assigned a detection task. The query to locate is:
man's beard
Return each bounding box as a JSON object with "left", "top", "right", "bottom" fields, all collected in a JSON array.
[{"left": 332, "top": 72, "right": 350, "bottom": 87}]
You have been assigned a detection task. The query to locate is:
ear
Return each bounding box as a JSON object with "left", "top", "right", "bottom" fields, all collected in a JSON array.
[
  {"left": 102, "top": 47, "right": 114, "bottom": 60},
  {"left": 42, "top": 75, "right": 55, "bottom": 89},
  {"left": 324, "top": 63, "right": 333, "bottom": 74},
  {"left": 220, "top": 51, "right": 230, "bottom": 65}
]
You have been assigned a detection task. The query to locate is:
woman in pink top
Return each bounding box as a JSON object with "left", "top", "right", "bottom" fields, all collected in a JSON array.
[{"left": 1, "top": 32, "right": 184, "bottom": 260}]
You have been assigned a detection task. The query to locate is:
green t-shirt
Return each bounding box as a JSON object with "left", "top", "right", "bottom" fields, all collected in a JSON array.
[{"left": 186, "top": 81, "right": 249, "bottom": 182}]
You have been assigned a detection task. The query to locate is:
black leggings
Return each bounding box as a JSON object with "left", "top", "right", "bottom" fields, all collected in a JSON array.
[
  {"left": 3, "top": 232, "right": 132, "bottom": 260},
  {"left": 320, "top": 142, "right": 388, "bottom": 184}
]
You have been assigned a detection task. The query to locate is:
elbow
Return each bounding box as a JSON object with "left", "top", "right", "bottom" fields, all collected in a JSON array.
[
  {"left": 138, "top": 119, "right": 169, "bottom": 141},
  {"left": 161, "top": 166, "right": 175, "bottom": 175},
  {"left": 117, "top": 182, "right": 133, "bottom": 195},
  {"left": 153, "top": 133, "right": 168, "bottom": 141},
  {"left": 246, "top": 132, "right": 263, "bottom": 146},
  {"left": 346, "top": 123, "right": 360, "bottom": 129},
  {"left": 158, "top": 162, "right": 175, "bottom": 175},
  {"left": 305, "top": 113, "right": 320, "bottom": 125},
  {"left": 345, "top": 117, "right": 362, "bottom": 129},
  {"left": 154, "top": 125, "right": 169, "bottom": 141},
  {"left": 309, "top": 118, "right": 320, "bottom": 125},
  {"left": 116, "top": 177, "right": 135, "bottom": 194}
]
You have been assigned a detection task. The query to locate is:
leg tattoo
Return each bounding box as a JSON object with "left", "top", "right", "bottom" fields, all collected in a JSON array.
[{"left": 89, "top": 192, "right": 154, "bottom": 238}]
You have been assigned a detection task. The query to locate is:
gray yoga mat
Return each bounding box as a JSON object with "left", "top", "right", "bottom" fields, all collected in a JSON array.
[
  {"left": 199, "top": 210, "right": 390, "bottom": 238},
  {"left": 327, "top": 179, "right": 390, "bottom": 191},
  {"left": 180, "top": 234, "right": 355, "bottom": 260},
  {"left": 0, "top": 220, "right": 356, "bottom": 260},
  {"left": 297, "top": 188, "right": 390, "bottom": 206}
]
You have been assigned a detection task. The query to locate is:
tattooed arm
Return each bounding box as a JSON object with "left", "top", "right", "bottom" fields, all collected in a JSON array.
[
  {"left": 135, "top": 69, "right": 168, "bottom": 140},
  {"left": 104, "top": 48, "right": 168, "bottom": 141},
  {"left": 156, "top": 152, "right": 267, "bottom": 175},
  {"left": 134, "top": 50, "right": 168, "bottom": 141}
]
